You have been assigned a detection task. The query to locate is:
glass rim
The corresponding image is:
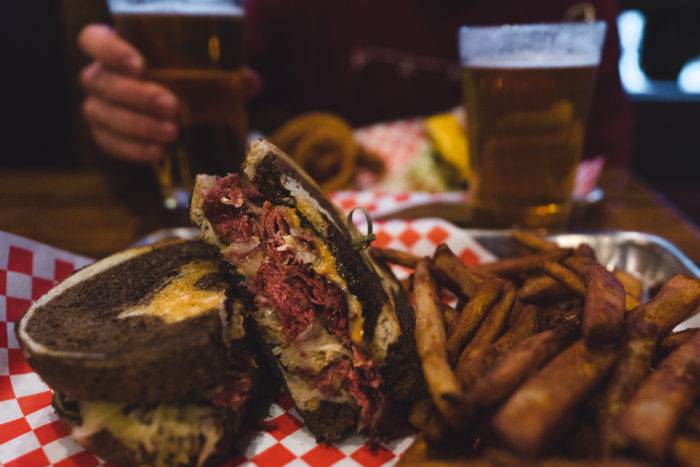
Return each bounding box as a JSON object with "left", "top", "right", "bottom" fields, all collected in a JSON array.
[
  {"left": 459, "top": 20, "right": 606, "bottom": 34},
  {"left": 107, "top": 0, "right": 244, "bottom": 15}
]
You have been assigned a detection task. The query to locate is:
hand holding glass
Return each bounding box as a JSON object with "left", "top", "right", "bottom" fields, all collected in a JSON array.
[{"left": 107, "top": 0, "right": 248, "bottom": 211}]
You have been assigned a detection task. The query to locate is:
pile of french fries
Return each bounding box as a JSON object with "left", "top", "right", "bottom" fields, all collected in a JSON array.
[{"left": 371, "top": 231, "right": 700, "bottom": 467}]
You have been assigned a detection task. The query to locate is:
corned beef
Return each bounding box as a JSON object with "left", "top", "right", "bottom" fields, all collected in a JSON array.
[{"left": 203, "top": 174, "right": 386, "bottom": 434}]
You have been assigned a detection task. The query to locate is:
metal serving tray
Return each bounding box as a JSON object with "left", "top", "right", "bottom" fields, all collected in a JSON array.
[
  {"left": 133, "top": 227, "right": 700, "bottom": 328},
  {"left": 463, "top": 229, "right": 700, "bottom": 330},
  {"left": 472, "top": 230, "right": 699, "bottom": 288}
]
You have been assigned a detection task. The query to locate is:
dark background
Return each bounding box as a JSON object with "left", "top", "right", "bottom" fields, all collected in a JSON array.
[{"left": 1, "top": 0, "right": 698, "bottom": 224}]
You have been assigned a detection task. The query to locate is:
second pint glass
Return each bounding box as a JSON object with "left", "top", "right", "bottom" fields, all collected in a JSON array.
[
  {"left": 108, "top": 0, "right": 248, "bottom": 210},
  {"left": 459, "top": 22, "right": 607, "bottom": 229}
]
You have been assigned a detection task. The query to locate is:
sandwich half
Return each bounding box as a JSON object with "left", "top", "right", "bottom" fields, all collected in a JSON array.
[
  {"left": 17, "top": 240, "right": 258, "bottom": 466},
  {"left": 190, "top": 139, "right": 423, "bottom": 441}
]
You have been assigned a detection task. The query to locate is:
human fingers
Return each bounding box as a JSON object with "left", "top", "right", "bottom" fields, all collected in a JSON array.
[
  {"left": 80, "top": 62, "right": 178, "bottom": 119},
  {"left": 83, "top": 96, "right": 178, "bottom": 145},
  {"left": 78, "top": 24, "right": 144, "bottom": 76}
]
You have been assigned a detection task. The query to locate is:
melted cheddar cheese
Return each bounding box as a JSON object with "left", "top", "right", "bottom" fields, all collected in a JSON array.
[{"left": 118, "top": 261, "right": 225, "bottom": 323}]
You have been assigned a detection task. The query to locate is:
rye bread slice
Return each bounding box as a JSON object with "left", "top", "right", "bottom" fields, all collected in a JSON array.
[{"left": 17, "top": 240, "right": 244, "bottom": 404}]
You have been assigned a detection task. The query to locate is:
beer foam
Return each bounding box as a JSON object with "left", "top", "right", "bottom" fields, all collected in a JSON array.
[
  {"left": 463, "top": 53, "right": 599, "bottom": 69},
  {"left": 459, "top": 23, "right": 606, "bottom": 69},
  {"left": 110, "top": 1, "right": 243, "bottom": 16}
]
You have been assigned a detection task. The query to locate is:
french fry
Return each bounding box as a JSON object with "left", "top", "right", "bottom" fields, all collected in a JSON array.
[
  {"left": 672, "top": 435, "right": 700, "bottom": 467},
  {"left": 464, "top": 328, "right": 569, "bottom": 411},
  {"left": 431, "top": 244, "right": 484, "bottom": 298},
  {"left": 441, "top": 304, "right": 459, "bottom": 333},
  {"left": 400, "top": 275, "right": 413, "bottom": 292},
  {"left": 505, "top": 299, "right": 526, "bottom": 327},
  {"left": 508, "top": 298, "right": 543, "bottom": 329},
  {"left": 520, "top": 274, "right": 567, "bottom": 303},
  {"left": 564, "top": 417, "right": 599, "bottom": 458},
  {"left": 408, "top": 235, "right": 700, "bottom": 465},
  {"left": 422, "top": 411, "right": 454, "bottom": 448},
  {"left": 614, "top": 269, "right": 643, "bottom": 302},
  {"left": 510, "top": 230, "right": 559, "bottom": 252},
  {"left": 539, "top": 459, "right": 651, "bottom": 467},
  {"left": 541, "top": 261, "right": 586, "bottom": 298},
  {"left": 481, "top": 448, "right": 536, "bottom": 467},
  {"left": 537, "top": 305, "right": 583, "bottom": 335},
  {"left": 446, "top": 278, "right": 502, "bottom": 363},
  {"left": 399, "top": 436, "right": 485, "bottom": 467},
  {"left": 413, "top": 259, "right": 465, "bottom": 429},
  {"left": 582, "top": 264, "right": 625, "bottom": 344},
  {"left": 683, "top": 406, "right": 700, "bottom": 437},
  {"left": 491, "top": 339, "right": 619, "bottom": 457},
  {"left": 409, "top": 398, "right": 434, "bottom": 430},
  {"left": 456, "top": 282, "right": 517, "bottom": 369},
  {"left": 660, "top": 328, "right": 699, "bottom": 355},
  {"left": 598, "top": 337, "right": 657, "bottom": 455},
  {"left": 398, "top": 437, "right": 435, "bottom": 467},
  {"left": 618, "top": 331, "right": 700, "bottom": 460},
  {"left": 600, "top": 276, "right": 700, "bottom": 455},
  {"left": 456, "top": 305, "right": 537, "bottom": 389},
  {"left": 563, "top": 255, "right": 596, "bottom": 277},
  {"left": 573, "top": 243, "right": 597, "bottom": 259},
  {"left": 483, "top": 447, "right": 649, "bottom": 467},
  {"left": 370, "top": 246, "right": 421, "bottom": 269},
  {"left": 520, "top": 252, "right": 594, "bottom": 304},
  {"left": 476, "top": 248, "right": 571, "bottom": 277},
  {"left": 628, "top": 275, "right": 700, "bottom": 339}
]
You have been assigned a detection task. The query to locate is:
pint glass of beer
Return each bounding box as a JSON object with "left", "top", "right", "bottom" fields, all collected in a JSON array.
[
  {"left": 108, "top": 0, "right": 247, "bottom": 210},
  {"left": 459, "top": 22, "right": 606, "bottom": 229}
]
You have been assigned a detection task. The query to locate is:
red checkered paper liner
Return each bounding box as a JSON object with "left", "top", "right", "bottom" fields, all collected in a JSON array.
[
  {"left": 334, "top": 162, "right": 604, "bottom": 221},
  {"left": 0, "top": 232, "right": 93, "bottom": 466},
  {"left": 0, "top": 220, "right": 494, "bottom": 466},
  {"left": 354, "top": 118, "right": 426, "bottom": 175},
  {"left": 331, "top": 191, "right": 472, "bottom": 220}
]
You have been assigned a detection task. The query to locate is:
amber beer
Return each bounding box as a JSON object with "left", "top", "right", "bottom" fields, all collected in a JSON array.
[
  {"left": 459, "top": 23, "right": 606, "bottom": 229},
  {"left": 463, "top": 63, "right": 597, "bottom": 228},
  {"left": 111, "top": 3, "right": 247, "bottom": 209}
]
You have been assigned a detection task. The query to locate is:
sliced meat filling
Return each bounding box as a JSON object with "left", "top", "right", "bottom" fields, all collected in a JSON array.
[{"left": 203, "top": 174, "right": 384, "bottom": 432}]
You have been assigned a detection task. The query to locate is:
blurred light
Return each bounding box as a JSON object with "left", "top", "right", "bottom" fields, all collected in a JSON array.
[
  {"left": 617, "top": 10, "right": 652, "bottom": 93},
  {"left": 678, "top": 57, "right": 700, "bottom": 93},
  {"left": 618, "top": 10, "right": 645, "bottom": 51}
]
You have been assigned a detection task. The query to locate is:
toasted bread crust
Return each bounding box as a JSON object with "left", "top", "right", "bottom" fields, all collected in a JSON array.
[
  {"left": 301, "top": 402, "right": 360, "bottom": 443},
  {"left": 381, "top": 284, "right": 426, "bottom": 402}
]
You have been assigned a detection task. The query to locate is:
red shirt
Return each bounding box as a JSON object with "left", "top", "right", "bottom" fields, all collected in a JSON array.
[{"left": 246, "top": 0, "right": 633, "bottom": 165}]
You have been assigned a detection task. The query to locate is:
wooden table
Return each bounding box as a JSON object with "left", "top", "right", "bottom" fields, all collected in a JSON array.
[{"left": 1, "top": 167, "right": 699, "bottom": 262}]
